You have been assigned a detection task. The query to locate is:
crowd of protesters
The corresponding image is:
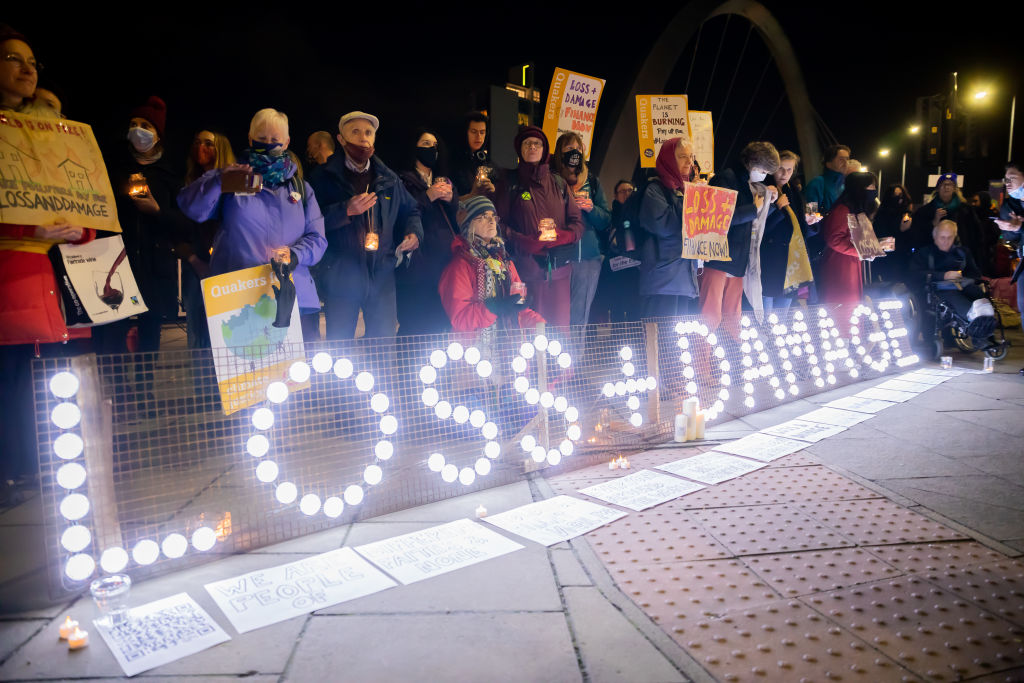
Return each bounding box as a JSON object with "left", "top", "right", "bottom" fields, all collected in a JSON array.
[{"left": 2, "top": 23, "right": 1023, "bottom": 485}]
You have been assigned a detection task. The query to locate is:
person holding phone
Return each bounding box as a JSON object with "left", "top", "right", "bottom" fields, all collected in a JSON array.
[{"left": 177, "top": 108, "right": 327, "bottom": 340}]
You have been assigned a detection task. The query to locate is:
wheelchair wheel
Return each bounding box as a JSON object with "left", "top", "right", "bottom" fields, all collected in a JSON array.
[
  {"left": 986, "top": 344, "right": 1009, "bottom": 361},
  {"left": 951, "top": 326, "right": 976, "bottom": 354}
]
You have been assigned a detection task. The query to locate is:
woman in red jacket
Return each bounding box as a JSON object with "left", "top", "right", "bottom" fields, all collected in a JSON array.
[
  {"left": 439, "top": 195, "right": 544, "bottom": 333},
  {"left": 820, "top": 172, "right": 893, "bottom": 305}
]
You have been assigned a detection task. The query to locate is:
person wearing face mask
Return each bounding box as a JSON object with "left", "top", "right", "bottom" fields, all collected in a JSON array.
[
  {"left": 819, "top": 172, "right": 894, "bottom": 307},
  {"left": 994, "top": 162, "right": 1024, "bottom": 337},
  {"left": 492, "top": 126, "right": 584, "bottom": 328},
  {"left": 178, "top": 108, "right": 327, "bottom": 341},
  {"left": 702, "top": 141, "right": 780, "bottom": 334},
  {"left": 177, "top": 130, "right": 236, "bottom": 348},
  {"left": 309, "top": 111, "right": 422, "bottom": 340},
  {"left": 95, "top": 95, "right": 189, "bottom": 360},
  {"left": 870, "top": 185, "right": 914, "bottom": 284},
  {"left": 395, "top": 128, "right": 458, "bottom": 336},
  {"left": 439, "top": 195, "right": 544, "bottom": 334},
  {"left": 549, "top": 132, "right": 611, "bottom": 329}
]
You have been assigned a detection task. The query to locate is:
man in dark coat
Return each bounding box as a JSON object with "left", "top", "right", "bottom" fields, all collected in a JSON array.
[{"left": 310, "top": 111, "right": 423, "bottom": 340}]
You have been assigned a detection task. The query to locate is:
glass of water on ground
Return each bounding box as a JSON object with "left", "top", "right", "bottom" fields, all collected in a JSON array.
[{"left": 91, "top": 574, "right": 132, "bottom": 626}]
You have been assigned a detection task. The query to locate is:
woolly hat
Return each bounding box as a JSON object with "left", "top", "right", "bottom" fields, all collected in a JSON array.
[
  {"left": 458, "top": 195, "right": 495, "bottom": 237},
  {"left": 130, "top": 96, "right": 167, "bottom": 137},
  {"left": 513, "top": 126, "right": 549, "bottom": 164},
  {"left": 935, "top": 172, "right": 958, "bottom": 189}
]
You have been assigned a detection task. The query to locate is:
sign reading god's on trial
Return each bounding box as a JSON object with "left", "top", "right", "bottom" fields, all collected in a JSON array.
[
  {"left": 542, "top": 67, "right": 606, "bottom": 160},
  {"left": 0, "top": 111, "right": 121, "bottom": 231},
  {"left": 681, "top": 182, "right": 736, "bottom": 261}
]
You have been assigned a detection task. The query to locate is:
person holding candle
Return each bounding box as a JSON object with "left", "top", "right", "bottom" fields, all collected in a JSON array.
[
  {"left": 396, "top": 129, "right": 458, "bottom": 336},
  {"left": 177, "top": 108, "right": 327, "bottom": 340},
  {"left": 549, "top": 132, "right": 611, "bottom": 329},
  {"left": 309, "top": 111, "right": 423, "bottom": 339},
  {"left": 492, "top": 126, "right": 583, "bottom": 328},
  {"left": 439, "top": 195, "right": 544, "bottom": 333}
]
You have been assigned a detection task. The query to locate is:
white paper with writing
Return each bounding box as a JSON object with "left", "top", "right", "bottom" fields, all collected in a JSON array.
[
  {"left": 657, "top": 451, "right": 767, "bottom": 484},
  {"left": 354, "top": 518, "right": 523, "bottom": 586},
  {"left": 798, "top": 406, "right": 874, "bottom": 427},
  {"left": 898, "top": 372, "right": 949, "bottom": 385},
  {"left": 876, "top": 378, "right": 934, "bottom": 393},
  {"left": 483, "top": 495, "right": 626, "bottom": 546},
  {"left": 855, "top": 387, "right": 917, "bottom": 403},
  {"left": 824, "top": 395, "right": 896, "bottom": 414},
  {"left": 761, "top": 419, "right": 846, "bottom": 443},
  {"left": 578, "top": 469, "right": 704, "bottom": 510},
  {"left": 713, "top": 432, "right": 809, "bottom": 461}
]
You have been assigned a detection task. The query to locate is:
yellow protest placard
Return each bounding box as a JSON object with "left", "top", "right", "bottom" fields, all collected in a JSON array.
[
  {"left": 202, "top": 265, "right": 308, "bottom": 415},
  {"left": 542, "top": 67, "right": 605, "bottom": 160},
  {"left": 636, "top": 95, "right": 689, "bottom": 168},
  {"left": 0, "top": 111, "right": 121, "bottom": 231},
  {"left": 687, "top": 110, "right": 714, "bottom": 176}
]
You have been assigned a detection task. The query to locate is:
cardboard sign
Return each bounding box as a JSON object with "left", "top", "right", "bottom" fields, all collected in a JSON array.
[
  {"left": 578, "top": 469, "right": 704, "bottom": 511},
  {"left": 354, "top": 519, "right": 523, "bottom": 585},
  {"left": 93, "top": 593, "right": 230, "bottom": 677},
  {"left": 687, "top": 110, "right": 714, "bottom": 176},
  {"left": 681, "top": 182, "right": 736, "bottom": 260},
  {"left": 204, "top": 548, "right": 396, "bottom": 633},
  {"left": 202, "top": 265, "right": 307, "bottom": 415},
  {"left": 483, "top": 495, "right": 626, "bottom": 546},
  {"left": 636, "top": 95, "right": 689, "bottom": 168},
  {"left": 657, "top": 451, "right": 766, "bottom": 485},
  {"left": 542, "top": 67, "right": 605, "bottom": 160},
  {"left": 0, "top": 111, "right": 121, "bottom": 231},
  {"left": 849, "top": 213, "right": 885, "bottom": 260}
]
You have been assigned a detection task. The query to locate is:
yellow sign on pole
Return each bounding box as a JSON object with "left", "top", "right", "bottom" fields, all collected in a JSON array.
[
  {"left": 0, "top": 111, "right": 121, "bottom": 231},
  {"left": 687, "top": 110, "right": 714, "bottom": 176},
  {"left": 542, "top": 67, "right": 606, "bottom": 160},
  {"left": 635, "top": 95, "right": 689, "bottom": 168}
]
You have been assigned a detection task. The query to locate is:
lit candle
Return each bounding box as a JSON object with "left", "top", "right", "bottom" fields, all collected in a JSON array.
[
  {"left": 685, "top": 413, "right": 697, "bottom": 441},
  {"left": 608, "top": 458, "right": 618, "bottom": 470},
  {"left": 694, "top": 411, "right": 706, "bottom": 439},
  {"left": 475, "top": 504, "right": 487, "bottom": 518},
  {"left": 622, "top": 457, "right": 631, "bottom": 469},
  {"left": 682, "top": 397, "right": 700, "bottom": 418},
  {"left": 127, "top": 173, "right": 149, "bottom": 198},
  {"left": 58, "top": 616, "right": 78, "bottom": 640},
  {"left": 674, "top": 413, "right": 689, "bottom": 442},
  {"left": 364, "top": 231, "right": 379, "bottom": 251},
  {"left": 67, "top": 627, "right": 88, "bottom": 650}
]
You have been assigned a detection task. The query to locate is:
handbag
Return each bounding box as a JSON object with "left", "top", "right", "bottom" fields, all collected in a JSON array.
[{"left": 48, "top": 234, "right": 148, "bottom": 327}]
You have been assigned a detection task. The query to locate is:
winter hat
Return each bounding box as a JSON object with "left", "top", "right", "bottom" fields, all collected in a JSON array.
[
  {"left": 130, "top": 96, "right": 167, "bottom": 137},
  {"left": 935, "top": 172, "right": 958, "bottom": 189},
  {"left": 513, "top": 126, "right": 549, "bottom": 164},
  {"left": 458, "top": 195, "right": 496, "bottom": 237},
  {"left": 338, "top": 111, "right": 379, "bottom": 132}
]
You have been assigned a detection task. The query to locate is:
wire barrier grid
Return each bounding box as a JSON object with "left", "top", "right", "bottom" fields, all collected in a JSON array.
[{"left": 35, "top": 300, "right": 917, "bottom": 597}]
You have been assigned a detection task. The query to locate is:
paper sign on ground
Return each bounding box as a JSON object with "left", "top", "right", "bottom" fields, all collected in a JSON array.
[
  {"left": 636, "top": 94, "right": 689, "bottom": 168},
  {"left": 93, "top": 592, "right": 229, "bottom": 677},
  {"left": 761, "top": 419, "right": 846, "bottom": 443},
  {"left": 876, "top": 378, "right": 934, "bottom": 393},
  {"left": 578, "top": 469, "right": 703, "bottom": 511},
  {"left": 483, "top": 495, "right": 626, "bottom": 546},
  {"left": 914, "top": 367, "right": 965, "bottom": 377},
  {"left": 799, "top": 406, "right": 874, "bottom": 428},
  {"left": 687, "top": 109, "right": 714, "bottom": 175},
  {"left": 354, "top": 518, "right": 523, "bottom": 585},
  {"left": 824, "top": 395, "right": 896, "bottom": 414},
  {"left": 657, "top": 451, "right": 767, "bottom": 484},
  {"left": 542, "top": 67, "right": 605, "bottom": 160},
  {"left": 681, "top": 182, "right": 736, "bottom": 261},
  {"left": 0, "top": 110, "right": 121, "bottom": 231},
  {"left": 202, "top": 265, "right": 307, "bottom": 415},
  {"left": 855, "top": 387, "right": 917, "bottom": 403},
  {"left": 204, "top": 548, "right": 396, "bottom": 633},
  {"left": 713, "top": 432, "right": 808, "bottom": 461},
  {"left": 898, "top": 372, "right": 949, "bottom": 385}
]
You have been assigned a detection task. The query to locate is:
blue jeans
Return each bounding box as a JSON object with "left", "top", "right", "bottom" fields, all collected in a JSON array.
[{"left": 762, "top": 296, "right": 793, "bottom": 319}]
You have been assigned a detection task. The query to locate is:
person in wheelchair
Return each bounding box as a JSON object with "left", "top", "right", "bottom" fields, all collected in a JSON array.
[{"left": 911, "top": 220, "right": 1002, "bottom": 353}]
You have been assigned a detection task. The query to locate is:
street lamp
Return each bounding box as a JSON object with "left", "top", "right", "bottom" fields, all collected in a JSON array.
[
  {"left": 879, "top": 148, "right": 891, "bottom": 157},
  {"left": 908, "top": 125, "right": 921, "bottom": 135}
]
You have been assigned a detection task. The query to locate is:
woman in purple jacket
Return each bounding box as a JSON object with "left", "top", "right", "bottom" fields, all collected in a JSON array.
[{"left": 178, "top": 108, "right": 327, "bottom": 339}]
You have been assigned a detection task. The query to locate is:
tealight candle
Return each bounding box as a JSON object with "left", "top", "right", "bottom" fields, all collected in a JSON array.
[
  {"left": 58, "top": 616, "right": 78, "bottom": 640},
  {"left": 608, "top": 459, "right": 618, "bottom": 470},
  {"left": 475, "top": 504, "right": 487, "bottom": 518},
  {"left": 67, "top": 627, "right": 88, "bottom": 650}
]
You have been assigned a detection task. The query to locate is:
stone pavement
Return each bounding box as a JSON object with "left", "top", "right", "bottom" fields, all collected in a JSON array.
[{"left": 1, "top": 332, "right": 1023, "bottom": 682}]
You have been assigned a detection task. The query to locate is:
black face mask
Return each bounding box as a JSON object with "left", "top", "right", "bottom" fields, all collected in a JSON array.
[
  {"left": 864, "top": 189, "right": 878, "bottom": 205},
  {"left": 415, "top": 145, "right": 438, "bottom": 169},
  {"left": 562, "top": 149, "right": 583, "bottom": 173}
]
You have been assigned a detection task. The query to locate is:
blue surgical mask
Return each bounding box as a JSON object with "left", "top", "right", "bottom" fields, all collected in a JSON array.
[
  {"left": 1010, "top": 185, "right": 1024, "bottom": 200},
  {"left": 749, "top": 169, "right": 767, "bottom": 182},
  {"left": 127, "top": 126, "right": 156, "bottom": 153}
]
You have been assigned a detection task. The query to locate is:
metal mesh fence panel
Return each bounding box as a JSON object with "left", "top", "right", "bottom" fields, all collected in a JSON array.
[{"left": 35, "top": 300, "right": 918, "bottom": 596}]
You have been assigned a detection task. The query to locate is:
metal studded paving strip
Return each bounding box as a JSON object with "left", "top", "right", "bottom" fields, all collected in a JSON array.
[{"left": 548, "top": 425, "right": 1024, "bottom": 681}]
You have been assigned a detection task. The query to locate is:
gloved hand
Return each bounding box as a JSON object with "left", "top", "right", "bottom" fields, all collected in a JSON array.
[
  {"left": 484, "top": 294, "right": 526, "bottom": 317},
  {"left": 271, "top": 257, "right": 297, "bottom": 328}
]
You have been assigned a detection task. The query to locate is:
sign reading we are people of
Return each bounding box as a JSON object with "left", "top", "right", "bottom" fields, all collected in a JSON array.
[
  {"left": 542, "top": 67, "right": 606, "bottom": 160},
  {"left": 635, "top": 95, "right": 689, "bottom": 168},
  {"left": 0, "top": 111, "right": 121, "bottom": 231},
  {"left": 202, "top": 264, "right": 307, "bottom": 415},
  {"left": 681, "top": 182, "right": 736, "bottom": 260}
]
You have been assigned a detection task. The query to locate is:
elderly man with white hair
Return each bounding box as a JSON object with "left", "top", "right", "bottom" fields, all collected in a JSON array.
[{"left": 310, "top": 111, "right": 423, "bottom": 340}]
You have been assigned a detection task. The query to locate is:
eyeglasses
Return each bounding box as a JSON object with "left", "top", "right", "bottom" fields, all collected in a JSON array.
[
  {"left": 521, "top": 140, "right": 544, "bottom": 150},
  {"left": 1004, "top": 176, "right": 1022, "bottom": 184},
  {"left": 3, "top": 53, "right": 41, "bottom": 72}
]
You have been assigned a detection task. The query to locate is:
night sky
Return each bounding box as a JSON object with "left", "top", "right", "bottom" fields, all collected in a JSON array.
[{"left": 7, "top": 3, "right": 1020, "bottom": 200}]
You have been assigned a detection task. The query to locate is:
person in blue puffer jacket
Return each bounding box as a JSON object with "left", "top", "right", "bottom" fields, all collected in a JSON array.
[{"left": 177, "top": 108, "right": 327, "bottom": 341}]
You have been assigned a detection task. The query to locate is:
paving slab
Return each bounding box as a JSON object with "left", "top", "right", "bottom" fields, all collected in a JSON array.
[
  {"left": 696, "top": 503, "right": 856, "bottom": 554},
  {"left": 880, "top": 477, "right": 1024, "bottom": 540},
  {"left": 368, "top": 480, "right": 535, "bottom": 523},
  {"left": 0, "top": 618, "right": 46, "bottom": 663},
  {"left": 804, "top": 436, "right": 983, "bottom": 479},
  {"left": 942, "top": 408, "right": 1024, "bottom": 438},
  {"left": 0, "top": 495, "right": 42, "bottom": 526},
  {"left": 550, "top": 547, "right": 591, "bottom": 586},
  {"left": 678, "top": 465, "right": 877, "bottom": 508},
  {"left": 743, "top": 547, "right": 902, "bottom": 597},
  {"left": 248, "top": 522, "right": 351, "bottom": 554},
  {"left": 0, "top": 526, "right": 46, "bottom": 585},
  {"left": 864, "top": 541, "right": 1010, "bottom": 573},
  {"left": 562, "top": 586, "right": 686, "bottom": 682},
  {"left": 283, "top": 613, "right": 581, "bottom": 683},
  {"left": 796, "top": 498, "right": 967, "bottom": 545},
  {"left": 915, "top": 558, "right": 1024, "bottom": 626},
  {"left": 585, "top": 507, "right": 730, "bottom": 567}
]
